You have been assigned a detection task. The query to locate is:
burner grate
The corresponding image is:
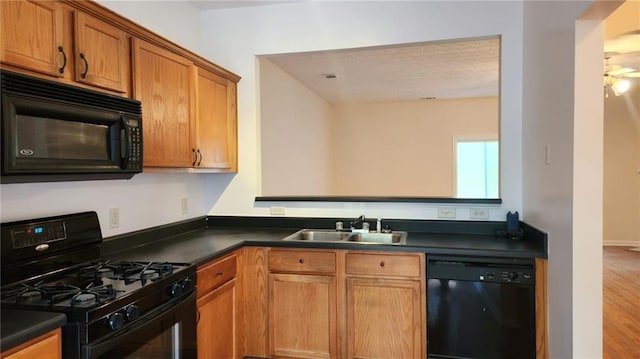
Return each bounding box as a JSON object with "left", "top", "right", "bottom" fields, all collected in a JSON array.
[
  {"left": 1, "top": 281, "right": 121, "bottom": 308},
  {"left": 78, "top": 261, "right": 174, "bottom": 285}
]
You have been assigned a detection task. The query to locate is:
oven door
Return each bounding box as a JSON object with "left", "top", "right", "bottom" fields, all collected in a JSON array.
[{"left": 84, "top": 292, "right": 197, "bottom": 359}]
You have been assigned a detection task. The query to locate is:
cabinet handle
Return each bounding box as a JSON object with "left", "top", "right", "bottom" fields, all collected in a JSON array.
[
  {"left": 216, "top": 271, "right": 223, "bottom": 276},
  {"left": 192, "top": 148, "right": 197, "bottom": 166},
  {"left": 58, "top": 46, "right": 67, "bottom": 74},
  {"left": 299, "top": 258, "right": 304, "bottom": 264},
  {"left": 196, "top": 149, "right": 202, "bottom": 166},
  {"left": 80, "top": 53, "right": 89, "bottom": 78},
  {"left": 380, "top": 261, "right": 385, "bottom": 267}
]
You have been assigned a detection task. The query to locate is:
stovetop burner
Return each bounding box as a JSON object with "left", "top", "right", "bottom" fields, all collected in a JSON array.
[
  {"left": 78, "top": 260, "right": 175, "bottom": 285},
  {"left": 1, "top": 280, "right": 120, "bottom": 309},
  {"left": 1, "top": 260, "right": 190, "bottom": 311}
]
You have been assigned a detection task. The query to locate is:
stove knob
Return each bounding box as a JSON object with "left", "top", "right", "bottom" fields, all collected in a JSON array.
[
  {"left": 181, "top": 278, "right": 193, "bottom": 292},
  {"left": 125, "top": 305, "right": 140, "bottom": 322},
  {"left": 107, "top": 312, "right": 124, "bottom": 330},
  {"left": 169, "top": 282, "right": 183, "bottom": 297},
  {"left": 508, "top": 272, "right": 519, "bottom": 281}
]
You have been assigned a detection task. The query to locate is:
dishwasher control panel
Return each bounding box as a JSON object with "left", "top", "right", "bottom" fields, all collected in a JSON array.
[{"left": 427, "top": 257, "right": 535, "bottom": 285}]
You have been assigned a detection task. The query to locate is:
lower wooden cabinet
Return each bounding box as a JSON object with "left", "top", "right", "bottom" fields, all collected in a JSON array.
[
  {"left": 345, "top": 251, "right": 425, "bottom": 359},
  {"left": 262, "top": 248, "right": 425, "bottom": 359},
  {"left": 267, "top": 249, "right": 338, "bottom": 358},
  {"left": 0, "top": 328, "right": 61, "bottom": 359},
  {"left": 236, "top": 247, "right": 548, "bottom": 359},
  {"left": 269, "top": 273, "right": 337, "bottom": 358},
  {"left": 197, "top": 252, "right": 237, "bottom": 359},
  {"left": 346, "top": 278, "right": 422, "bottom": 358}
]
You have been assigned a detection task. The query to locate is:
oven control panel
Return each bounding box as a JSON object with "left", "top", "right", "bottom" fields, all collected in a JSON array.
[{"left": 10, "top": 222, "right": 66, "bottom": 249}]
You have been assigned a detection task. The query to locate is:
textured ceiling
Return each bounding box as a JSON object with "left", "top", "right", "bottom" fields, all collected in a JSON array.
[
  {"left": 188, "top": 0, "right": 298, "bottom": 10},
  {"left": 263, "top": 38, "right": 500, "bottom": 104},
  {"left": 191, "top": 2, "right": 635, "bottom": 102}
]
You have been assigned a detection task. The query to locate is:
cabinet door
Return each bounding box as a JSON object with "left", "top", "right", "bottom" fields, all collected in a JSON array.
[
  {"left": 197, "top": 279, "right": 237, "bottom": 359},
  {"left": 74, "top": 11, "right": 129, "bottom": 94},
  {"left": 0, "top": 0, "right": 65, "bottom": 77},
  {"left": 2, "top": 328, "right": 61, "bottom": 359},
  {"left": 269, "top": 273, "right": 337, "bottom": 358},
  {"left": 346, "top": 278, "right": 423, "bottom": 359},
  {"left": 194, "top": 67, "right": 237, "bottom": 170},
  {"left": 133, "top": 38, "right": 193, "bottom": 167}
]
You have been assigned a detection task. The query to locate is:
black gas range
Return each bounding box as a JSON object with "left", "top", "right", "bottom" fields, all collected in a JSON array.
[{"left": 0, "top": 212, "right": 197, "bottom": 359}]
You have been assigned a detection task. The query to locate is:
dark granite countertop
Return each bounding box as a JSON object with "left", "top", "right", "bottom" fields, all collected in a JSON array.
[
  {"left": 0, "top": 309, "right": 66, "bottom": 353},
  {"left": 103, "top": 225, "right": 546, "bottom": 266}
]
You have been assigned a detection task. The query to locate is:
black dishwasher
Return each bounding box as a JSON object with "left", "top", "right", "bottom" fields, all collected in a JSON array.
[{"left": 427, "top": 256, "right": 535, "bottom": 359}]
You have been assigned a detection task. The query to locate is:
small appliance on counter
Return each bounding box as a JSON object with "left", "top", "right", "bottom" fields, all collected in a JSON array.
[
  {"left": 1, "top": 70, "right": 143, "bottom": 184},
  {"left": 0, "top": 212, "right": 196, "bottom": 358}
]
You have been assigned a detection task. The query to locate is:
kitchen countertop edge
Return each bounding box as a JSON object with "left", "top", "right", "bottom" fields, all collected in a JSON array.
[{"left": 0, "top": 309, "right": 66, "bottom": 353}]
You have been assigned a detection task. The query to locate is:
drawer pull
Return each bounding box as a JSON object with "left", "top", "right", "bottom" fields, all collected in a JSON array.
[
  {"left": 380, "top": 261, "right": 385, "bottom": 267},
  {"left": 299, "top": 258, "right": 304, "bottom": 264},
  {"left": 58, "top": 46, "right": 67, "bottom": 74},
  {"left": 80, "top": 53, "right": 89, "bottom": 78},
  {"left": 216, "top": 271, "right": 223, "bottom": 276}
]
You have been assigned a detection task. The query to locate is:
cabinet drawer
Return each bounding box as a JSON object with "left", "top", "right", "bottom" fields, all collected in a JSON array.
[
  {"left": 346, "top": 252, "right": 421, "bottom": 278},
  {"left": 268, "top": 249, "right": 336, "bottom": 274},
  {"left": 197, "top": 254, "right": 237, "bottom": 297}
]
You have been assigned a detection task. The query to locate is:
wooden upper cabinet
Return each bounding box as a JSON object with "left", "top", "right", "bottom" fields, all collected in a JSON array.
[
  {"left": 0, "top": 0, "right": 65, "bottom": 77},
  {"left": 2, "top": 0, "right": 240, "bottom": 170},
  {"left": 194, "top": 67, "right": 238, "bottom": 171},
  {"left": 0, "top": 0, "right": 131, "bottom": 96},
  {"left": 74, "top": 11, "right": 128, "bottom": 93},
  {"left": 133, "top": 38, "right": 194, "bottom": 167}
]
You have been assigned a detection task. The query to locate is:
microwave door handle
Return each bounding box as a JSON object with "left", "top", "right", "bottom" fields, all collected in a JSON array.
[{"left": 120, "top": 115, "right": 131, "bottom": 169}]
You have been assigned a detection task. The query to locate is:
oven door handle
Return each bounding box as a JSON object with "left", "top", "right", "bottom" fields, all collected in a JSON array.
[{"left": 84, "top": 291, "right": 196, "bottom": 359}]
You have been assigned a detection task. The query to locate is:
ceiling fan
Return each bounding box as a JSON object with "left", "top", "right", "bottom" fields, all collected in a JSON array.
[
  {"left": 604, "top": 51, "right": 639, "bottom": 97},
  {"left": 603, "top": 30, "right": 640, "bottom": 97}
]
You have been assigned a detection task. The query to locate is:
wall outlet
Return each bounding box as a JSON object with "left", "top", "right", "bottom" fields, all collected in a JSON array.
[
  {"left": 270, "top": 206, "right": 285, "bottom": 215},
  {"left": 437, "top": 208, "right": 456, "bottom": 219},
  {"left": 181, "top": 198, "right": 188, "bottom": 215},
  {"left": 470, "top": 208, "right": 489, "bottom": 219},
  {"left": 109, "top": 208, "right": 120, "bottom": 229}
]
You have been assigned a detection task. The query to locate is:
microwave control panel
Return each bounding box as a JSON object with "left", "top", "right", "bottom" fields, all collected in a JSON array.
[{"left": 125, "top": 118, "right": 142, "bottom": 171}]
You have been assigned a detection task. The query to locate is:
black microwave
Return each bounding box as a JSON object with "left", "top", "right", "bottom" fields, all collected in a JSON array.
[{"left": 1, "top": 70, "right": 143, "bottom": 184}]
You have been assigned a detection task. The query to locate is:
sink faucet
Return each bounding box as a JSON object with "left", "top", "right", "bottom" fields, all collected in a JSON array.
[{"left": 350, "top": 215, "right": 367, "bottom": 231}]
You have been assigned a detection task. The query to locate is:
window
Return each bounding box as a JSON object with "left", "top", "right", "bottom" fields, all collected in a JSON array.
[{"left": 456, "top": 140, "right": 499, "bottom": 198}]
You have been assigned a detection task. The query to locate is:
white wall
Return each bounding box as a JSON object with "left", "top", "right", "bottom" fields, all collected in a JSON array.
[
  {"left": 603, "top": 79, "right": 640, "bottom": 246},
  {"left": 200, "top": 1, "right": 523, "bottom": 220},
  {"left": 0, "top": 1, "right": 222, "bottom": 237},
  {"left": 96, "top": 0, "right": 202, "bottom": 53},
  {"left": 260, "top": 59, "right": 333, "bottom": 196},
  {"left": 522, "top": 1, "right": 605, "bottom": 358}
]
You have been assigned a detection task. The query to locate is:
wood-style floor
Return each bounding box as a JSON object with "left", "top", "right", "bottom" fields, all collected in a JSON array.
[{"left": 603, "top": 246, "right": 640, "bottom": 359}]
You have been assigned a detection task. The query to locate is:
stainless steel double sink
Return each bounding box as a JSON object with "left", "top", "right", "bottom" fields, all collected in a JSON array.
[{"left": 282, "top": 229, "right": 407, "bottom": 245}]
